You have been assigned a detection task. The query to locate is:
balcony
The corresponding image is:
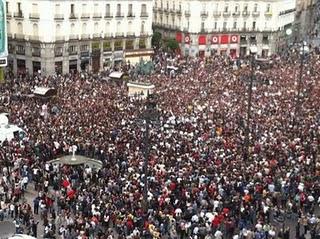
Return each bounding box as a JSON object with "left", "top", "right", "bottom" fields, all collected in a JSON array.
[
  {"left": 232, "top": 11, "right": 240, "bottom": 17},
  {"left": 264, "top": 11, "right": 272, "bottom": 17},
  {"left": 104, "top": 33, "right": 113, "bottom": 38},
  {"left": 69, "top": 14, "right": 78, "bottom": 20},
  {"left": 54, "top": 51, "right": 63, "bottom": 57},
  {"left": 93, "top": 13, "right": 102, "bottom": 19},
  {"left": 115, "top": 12, "right": 124, "bottom": 19},
  {"left": 92, "top": 33, "right": 101, "bottom": 39},
  {"left": 14, "top": 12, "right": 24, "bottom": 19},
  {"left": 200, "top": 11, "right": 208, "bottom": 18},
  {"left": 140, "top": 32, "right": 148, "bottom": 36},
  {"left": 54, "top": 14, "right": 64, "bottom": 20},
  {"left": 213, "top": 11, "right": 221, "bottom": 17},
  {"left": 115, "top": 32, "right": 124, "bottom": 37},
  {"left": 32, "top": 51, "right": 41, "bottom": 57},
  {"left": 223, "top": 11, "right": 231, "bottom": 17},
  {"left": 29, "top": 13, "right": 40, "bottom": 19},
  {"left": 55, "top": 36, "right": 65, "bottom": 42},
  {"left": 69, "top": 34, "right": 79, "bottom": 40},
  {"left": 242, "top": 11, "right": 250, "bottom": 17},
  {"left": 15, "top": 34, "right": 25, "bottom": 40},
  {"left": 127, "top": 32, "right": 135, "bottom": 37},
  {"left": 6, "top": 12, "right": 12, "bottom": 18},
  {"left": 69, "top": 51, "right": 78, "bottom": 56},
  {"left": 127, "top": 13, "right": 135, "bottom": 19},
  {"left": 16, "top": 49, "right": 25, "bottom": 55},
  {"left": 185, "top": 10, "right": 191, "bottom": 17},
  {"left": 105, "top": 13, "right": 113, "bottom": 19},
  {"left": 252, "top": 11, "right": 260, "bottom": 17},
  {"left": 240, "top": 39, "right": 247, "bottom": 44},
  {"left": 29, "top": 35, "right": 40, "bottom": 42},
  {"left": 262, "top": 39, "right": 269, "bottom": 44},
  {"left": 81, "top": 34, "right": 90, "bottom": 39},
  {"left": 169, "top": 9, "right": 175, "bottom": 14},
  {"left": 141, "top": 12, "right": 148, "bottom": 18},
  {"left": 176, "top": 9, "right": 182, "bottom": 16},
  {"left": 81, "top": 13, "right": 90, "bottom": 19}
]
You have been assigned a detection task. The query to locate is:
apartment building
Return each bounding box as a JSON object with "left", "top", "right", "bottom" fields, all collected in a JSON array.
[
  {"left": 295, "top": 0, "right": 317, "bottom": 41},
  {"left": 6, "top": 0, "right": 154, "bottom": 75},
  {"left": 153, "top": 0, "right": 296, "bottom": 58}
]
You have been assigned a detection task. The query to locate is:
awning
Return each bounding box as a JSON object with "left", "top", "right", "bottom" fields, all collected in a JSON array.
[
  {"left": 109, "top": 71, "right": 124, "bottom": 79},
  {"left": 33, "top": 87, "right": 57, "bottom": 98}
]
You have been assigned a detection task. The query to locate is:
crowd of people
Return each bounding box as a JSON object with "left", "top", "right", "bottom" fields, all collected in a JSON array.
[{"left": 0, "top": 47, "right": 319, "bottom": 239}]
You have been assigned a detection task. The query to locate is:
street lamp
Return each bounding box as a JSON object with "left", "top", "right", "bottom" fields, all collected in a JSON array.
[{"left": 244, "top": 45, "right": 257, "bottom": 161}]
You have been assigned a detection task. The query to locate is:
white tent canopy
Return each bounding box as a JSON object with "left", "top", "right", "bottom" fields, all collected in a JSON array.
[
  {"left": 33, "top": 87, "right": 57, "bottom": 98},
  {"left": 109, "top": 71, "right": 124, "bottom": 79}
]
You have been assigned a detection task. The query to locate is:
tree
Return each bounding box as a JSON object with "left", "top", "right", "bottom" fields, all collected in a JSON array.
[
  {"left": 152, "top": 32, "right": 162, "bottom": 48},
  {"left": 166, "top": 38, "right": 179, "bottom": 51}
]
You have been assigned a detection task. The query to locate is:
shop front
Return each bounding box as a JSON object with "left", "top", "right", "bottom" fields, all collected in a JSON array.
[
  {"left": 69, "top": 59, "right": 78, "bottom": 73},
  {"left": 80, "top": 52, "right": 90, "bottom": 71},
  {"left": 55, "top": 61, "right": 63, "bottom": 74},
  {"left": 124, "top": 49, "right": 154, "bottom": 64},
  {"left": 17, "top": 59, "right": 26, "bottom": 76},
  {"left": 32, "top": 61, "right": 41, "bottom": 75},
  {"left": 91, "top": 42, "right": 101, "bottom": 73},
  {"left": 103, "top": 52, "right": 112, "bottom": 70}
]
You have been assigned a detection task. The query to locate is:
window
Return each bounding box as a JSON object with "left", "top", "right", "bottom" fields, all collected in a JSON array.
[
  {"left": 252, "top": 21, "right": 256, "bottom": 30},
  {"left": 141, "top": 21, "right": 145, "bottom": 33},
  {"left": 70, "top": 4, "right": 74, "bottom": 14},
  {"left": 106, "top": 4, "right": 110, "bottom": 16},
  {"left": 214, "top": 22, "right": 217, "bottom": 30},
  {"left": 116, "top": 21, "right": 121, "bottom": 32},
  {"left": 254, "top": 3, "right": 258, "bottom": 12},
  {"left": 17, "top": 2, "right": 21, "bottom": 12},
  {"left": 243, "top": 21, "right": 246, "bottom": 29},
  {"left": 70, "top": 23, "right": 75, "bottom": 34},
  {"left": 16, "top": 45, "right": 25, "bottom": 55},
  {"left": 266, "top": 4, "right": 271, "bottom": 12},
  {"left": 201, "top": 22, "right": 205, "bottom": 31},
  {"left": 17, "top": 22, "right": 23, "bottom": 34},
  {"left": 224, "top": 4, "right": 228, "bottom": 12},
  {"left": 94, "top": 22, "right": 99, "bottom": 32},
  {"left": 141, "top": 4, "right": 147, "bottom": 15},
  {"left": 69, "top": 45, "right": 77, "bottom": 54},
  {"left": 32, "top": 3, "right": 38, "bottom": 13},
  {"left": 82, "top": 4, "right": 87, "bottom": 13},
  {"left": 82, "top": 23, "right": 87, "bottom": 33},
  {"left": 128, "top": 4, "right": 133, "bottom": 16},
  {"left": 117, "top": 4, "right": 121, "bottom": 15},
  {"left": 244, "top": 4, "right": 248, "bottom": 12},
  {"left": 223, "top": 21, "right": 227, "bottom": 29},
  {"left": 6, "top": 2, "right": 8, "bottom": 13},
  {"left": 80, "top": 45, "right": 88, "bottom": 52},
  {"left": 233, "top": 21, "right": 237, "bottom": 29},
  {"left": 55, "top": 4, "right": 60, "bottom": 14},
  {"left": 54, "top": 47, "right": 63, "bottom": 57},
  {"left": 94, "top": 4, "right": 98, "bottom": 13},
  {"left": 55, "top": 24, "right": 61, "bottom": 35},
  {"left": 235, "top": 4, "right": 239, "bottom": 12},
  {"left": 214, "top": 3, "right": 219, "bottom": 11}
]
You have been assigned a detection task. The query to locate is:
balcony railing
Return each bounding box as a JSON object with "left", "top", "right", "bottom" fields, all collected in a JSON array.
[
  {"left": 252, "top": 11, "right": 260, "bottom": 17},
  {"left": 141, "top": 12, "right": 148, "bottom": 17},
  {"left": 262, "top": 39, "right": 269, "bottom": 44},
  {"left": 105, "top": 13, "right": 113, "bottom": 19},
  {"left": 115, "top": 12, "right": 124, "bottom": 18},
  {"left": 223, "top": 11, "right": 231, "bottom": 17},
  {"left": 93, "top": 13, "right": 102, "bottom": 18},
  {"left": 14, "top": 12, "right": 24, "bottom": 19},
  {"left": 15, "top": 34, "right": 25, "bottom": 40},
  {"left": 213, "top": 11, "right": 221, "bottom": 17},
  {"left": 69, "top": 34, "right": 79, "bottom": 40},
  {"left": 127, "top": 13, "right": 135, "bottom": 18},
  {"left": 29, "top": 13, "right": 40, "bottom": 19},
  {"left": 81, "top": 13, "right": 90, "bottom": 19},
  {"left": 54, "top": 51, "right": 63, "bottom": 57},
  {"left": 81, "top": 34, "right": 90, "bottom": 39},
  {"left": 185, "top": 10, "right": 191, "bottom": 17},
  {"left": 7, "top": 33, "right": 13, "bottom": 38},
  {"left": 54, "top": 14, "right": 64, "bottom": 20},
  {"left": 69, "top": 51, "right": 78, "bottom": 56},
  {"left": 55, "top": 36, "right": 65, "bottom": 42},
  {"left": 200, "top": 11, "right": 208, "bottom": 17},
  {"left": 264, "top": 11, "right": 272, "bottom": 17},
  {"left": 242, "top": 11, "right": 250, "bottom": 17},
  {"left": 69, "top": 14, "right": 78, "bottom": 19},
  {"left": 92, "top": 33, "right": 101, "bottom": 39},
  {"left": 232, "top": 11, "right": 240, "bottom": 17},
  {"left": 29, "top": 35, "right": 40, "bottom": 42},
  {"left": 32, "top": 51, "right": 41, "bottom": 57},
  {"left": 16, "top": 49, "right": 25, "bottom": 55},
  {"left": 104, "top": 33, "right": 113, "bottom": 38},
  {"left": 115, "top": 32, "right": 124, "bottom": 37},
  {"left": 240, "top": 39, "right": 247, "bottom": 44},
  {"left": 127, "top": 32, "right": 135, "bottom": 37},
  {"left": 6, "top": 12, "right": 12, "bottom": 18},
  {"left": 176, "top": 9, "right": 182, "bottom": 15}
]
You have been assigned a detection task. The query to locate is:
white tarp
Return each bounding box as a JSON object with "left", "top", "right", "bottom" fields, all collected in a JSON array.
[{"left": 109, "top": 71, "right": 124, "bottom": 79}]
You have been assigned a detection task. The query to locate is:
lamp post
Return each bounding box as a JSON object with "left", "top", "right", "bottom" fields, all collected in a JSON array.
[{"left": 244, "top": 45, "right": 257, "bottom": 161}]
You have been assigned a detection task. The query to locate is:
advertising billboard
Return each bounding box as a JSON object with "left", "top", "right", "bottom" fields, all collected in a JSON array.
[{"left": 0, "top": 0, "right": 7, "bottom": 66}]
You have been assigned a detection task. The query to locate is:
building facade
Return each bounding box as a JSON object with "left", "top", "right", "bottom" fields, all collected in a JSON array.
[
  {"left": 153, "top": 0, "right": 296, "bottom": 58},
  {"left": 6, "top": 0, "right": 154, "bottom": 76}
]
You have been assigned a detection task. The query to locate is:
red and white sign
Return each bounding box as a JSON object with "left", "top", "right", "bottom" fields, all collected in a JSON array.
[
  {"left": 185, "top": 35, "right": 190, "bottom": 44},
  {"left": 211, "top": 35, "right": 219, "bottom": 44},
  {"left": 230, "top": 35, "right": 239, "bottom": 43}
]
